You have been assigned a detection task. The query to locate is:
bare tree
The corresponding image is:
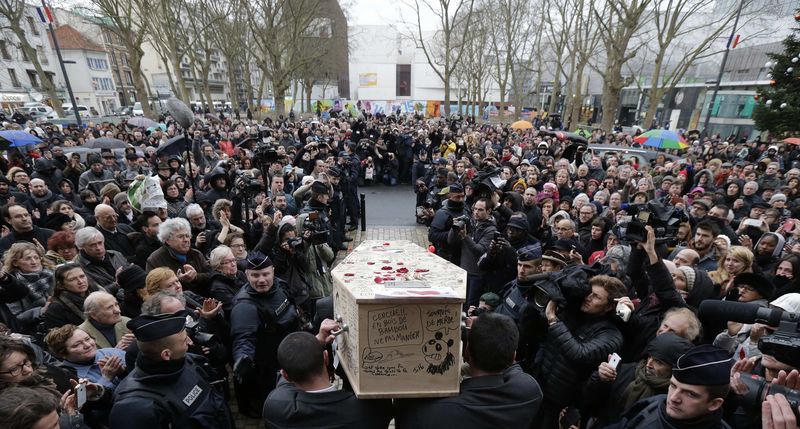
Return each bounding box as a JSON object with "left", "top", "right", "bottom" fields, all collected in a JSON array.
[
  {"left": 563, "top": 0, "right": 600, "bottom": 129},
  {"left": 248, "top": 0, "right": 336, "bottom": 116},
  {"left": 403, "top": 0, "right": 475, "bottom": 116},
  {"left": 0, "top": 0, "right": 62, "bottom": 113},
  {"left": 148, "top": 0, "right": 191, "bottom": 103},
  {"left": 543, "top": 0, "right": 577, "bottom": 117},
  {"left": 592, "top": 0, "right": 652, "bottom": 131},
  {"left": 640, "top": 0, "right": 743, "bottom": 128},
  {"left": 485, "top": 0, "right": 533, "bottom": 117},
  {"left": 208, "top": 0, "right": 248, "bottom": 112},
  {"left": 87, "top": 0, "right": 153, "bottom": 117}
]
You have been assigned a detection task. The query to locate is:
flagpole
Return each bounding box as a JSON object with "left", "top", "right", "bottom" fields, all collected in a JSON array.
[
  {"left": 41, "top": 0, "right": 81, "bottom": 127},
  {"left": 700, "top": 0, "right": 745, "bottom": 140}
]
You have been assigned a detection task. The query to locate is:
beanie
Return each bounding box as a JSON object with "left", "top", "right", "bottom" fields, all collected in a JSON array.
[{"left": 676, "top": 266, "right": 696, "bottom": 292}]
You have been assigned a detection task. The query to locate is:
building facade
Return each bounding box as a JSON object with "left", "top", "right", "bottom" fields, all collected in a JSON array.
[{"left": 0, "top": 5, "right": 62, "bottom": 112}]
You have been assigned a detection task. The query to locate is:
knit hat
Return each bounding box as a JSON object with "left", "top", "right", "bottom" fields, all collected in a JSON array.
[
  {"left": 676, "top": 266, "right": 696, "bottom": 292},
  {"left": 716, "top": 235, "right": 731, "bottom": 249},
  {"left": 770, "top": 193, "right": 787, "bottom": 204},
  {"left": 118, "top": 265, "right": 147, "bottom": 292},
  {"left": 113, "top": 192, "right": 129, "bottom": 209},
  {"left": 479, "top": 292, "right": 501, "bottom": 308}
]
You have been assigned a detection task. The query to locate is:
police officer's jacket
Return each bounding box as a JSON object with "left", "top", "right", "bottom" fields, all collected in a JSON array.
[
  {"left": 230, "top": 279, "right": 298, "bottom": 364},
  {"left": 109, "top": 353, "right": 232, "bottom": 429}
]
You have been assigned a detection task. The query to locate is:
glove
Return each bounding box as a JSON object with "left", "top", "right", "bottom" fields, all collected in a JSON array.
[{"left": 233, "top": 356, "right": 253, "bottom": 384}]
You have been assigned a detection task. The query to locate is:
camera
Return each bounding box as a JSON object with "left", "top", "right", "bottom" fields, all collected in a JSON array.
[
  {"left": 613, "top": 201, "right": 687, "bottom": 244},
  {"left": 185, "top": 318, "right": 217, "bottom": 347},
  {"left": 303, "top": 211, "right": 330, "bottom": 245},
  {"left": 287, "top": 237, "right": 303, "bottom": 248},
  {"left": 451, "top": 215, "right": 468, "bottom": 230},
  {"left": 530, "top": 265, "right": 594, "bottom": 309},
  {"left": 699, "top": 301, "right": 800, "bottom": 419},
  {"left": 234, "top": 170, "right": 263, "bottom": 194}
]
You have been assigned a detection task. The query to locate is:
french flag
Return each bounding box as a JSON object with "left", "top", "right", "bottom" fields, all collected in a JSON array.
[{"left": 35, "top": 6, "right": 53, "bottom": 24}]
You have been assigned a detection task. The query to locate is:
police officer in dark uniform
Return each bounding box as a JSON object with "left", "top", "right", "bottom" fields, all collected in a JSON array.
[
  {"left": 110, "top": 311, "right": 233, "bottom": 429},
  {"left": 231, "top": 252, "right": 300, "bottom": 418},
  {"left": 609, "top": 345, "right": 733, "bottom": 429}
]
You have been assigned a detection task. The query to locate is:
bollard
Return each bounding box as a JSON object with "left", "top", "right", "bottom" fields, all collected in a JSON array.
[{"left": 360, "top": 193, "right": 366, "bottom": 231}]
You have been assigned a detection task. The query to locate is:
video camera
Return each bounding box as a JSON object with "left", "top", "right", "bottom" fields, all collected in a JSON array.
[
  {"left": 303, "top": 211, "right": 330, "bottom": 245},
  {"left": 451, "top": 215, "right": 468, "bottom": 231},
  {"left": 613, "top": 201, "right": 687, "bottom": 244},
  {"left": 471, "top": 167, "right": 504, "bottom": 198},
  {"left": 529, "top": 265, "right": 594, "bottom": 309},
  {"left": 699, "top": 301, "right": 800, "bottom": 419},
  {"left": 185, "top": 318, "right": 218, "bottom": 347}
]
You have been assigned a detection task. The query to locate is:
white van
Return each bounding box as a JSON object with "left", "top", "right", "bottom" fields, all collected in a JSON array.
[
  {"left": 132, "top": 102, "right": 144, "bottom": 116},
  {"left": 62, "top": 103, "right": 91, "bottom": 118}
]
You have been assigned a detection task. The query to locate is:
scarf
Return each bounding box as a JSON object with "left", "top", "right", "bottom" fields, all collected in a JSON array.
[
  {"left": 15, "top": 270, "right": 54, "bottom": 305},
  {"left": 621, "top": 361, "right": 671, "bottom": 411},
  {"left": 167, "top": 247, "right": 188, "bottom": 265}
]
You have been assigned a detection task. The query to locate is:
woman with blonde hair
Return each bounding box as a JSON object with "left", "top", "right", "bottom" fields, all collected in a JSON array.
[
  {"left": 2, "top": 242, "right": 54, "bottom": 334},
  {"left": 144, "top": 267, "right": 220, "bottom": 317},
  {"left": 709, "top": 245, "right": 754, "bottom": 298}
]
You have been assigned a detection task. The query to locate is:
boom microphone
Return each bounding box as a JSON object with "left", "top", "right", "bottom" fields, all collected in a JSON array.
[
  {"left": 166, "top": 97, "right": 195, "bottom": 129},
  {"left": 698, "top": 300, "right": 799, "bottom": 327}
]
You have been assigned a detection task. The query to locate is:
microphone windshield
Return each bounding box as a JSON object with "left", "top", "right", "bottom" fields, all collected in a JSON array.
[{"left": 166, "top": 97, "right": 195, "bottom": 129}]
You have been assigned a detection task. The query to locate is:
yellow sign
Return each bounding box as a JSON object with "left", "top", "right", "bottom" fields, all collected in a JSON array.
[{"left": 359, "top": 73, "right": 378, "bottom": 87}]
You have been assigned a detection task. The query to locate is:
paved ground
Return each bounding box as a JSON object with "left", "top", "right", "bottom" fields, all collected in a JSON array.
[{"left": 234, "top": 185, "right": 426, "bottom": 428}]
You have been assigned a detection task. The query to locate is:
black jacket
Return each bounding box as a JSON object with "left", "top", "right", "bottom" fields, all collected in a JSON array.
[
  {"left": 0, "top": 226, "right": 55, "bottom": 254},
  {"left": 428, "top": 200, "right": 470, "bottom": 264},
  {"left": 605, "top": 394, "right": 731, "bottom": 429},
  {"left": 450, "top": 218, "right": 496, "bottom": 275},
  {"left": 395, "top": 364, "right": 542, "bottom": 429},
  {"left": 0, "top": 273, "right": 29, "bottom": 333},
  {"left": 263, "top": 377, "right": 393, "bottom": 429},
  {"left": 110, "top": 353, "right": 233, "bottom": 429},
  {"left": 533, "top": 309, "right": 623, "bottom": 407}
]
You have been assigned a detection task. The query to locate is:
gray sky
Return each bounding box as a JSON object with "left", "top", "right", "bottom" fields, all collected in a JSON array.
[{"left": 348, "top": 0, "right": 439, "bottom": 30}]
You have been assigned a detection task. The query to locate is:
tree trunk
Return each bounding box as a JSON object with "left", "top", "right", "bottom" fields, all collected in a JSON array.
[
  {"left": 570, "top": 64, "right": 585, "bottom": 130},
  {"left": 225, "top": 55, "right": 239, "bottom": 112},
  {"left": 129, "top": 47, "right": 152, "bottom": 117},
  {"left": 548, "top": 62, "right": 562, "bottom": 115},
  {"left": 273, "top": 82, "right": 288, "bottom": 117},
  {"left": 169, "top": 55, "right": 190, "bottom": 103},
  {"left": 443, "top": 78, "right": 451, "bottom": 117},
  {"left": 643, "top": 52, "right": 666, "bottom": 129},
  {"left": 304, "top": 79, "right": 313, "bottom": 113},
  {"left": 600, "top": 67, "right": 623, "bottom": 131}
]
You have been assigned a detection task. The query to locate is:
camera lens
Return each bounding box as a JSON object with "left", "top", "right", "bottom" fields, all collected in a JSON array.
[{"left": 533, "top": 288, "right": 550, "bottom": 308}]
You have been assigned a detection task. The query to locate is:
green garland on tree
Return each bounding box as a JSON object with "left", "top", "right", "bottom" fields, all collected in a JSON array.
[{"left": 752, "top": 12, "right": 800, "bottom": 137}]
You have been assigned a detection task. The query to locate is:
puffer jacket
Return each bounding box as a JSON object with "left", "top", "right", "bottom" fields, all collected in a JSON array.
[
  {"left": 532, "top": 308, "right": 623, "bottom": 408},
  {"left": 295, "top": 212, "right": 335, "bottom": 300}
]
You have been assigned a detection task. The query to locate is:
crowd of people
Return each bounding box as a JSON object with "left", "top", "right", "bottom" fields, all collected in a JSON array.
[{"left": 0, "top": 106, "right": 798, "bottom": 429}]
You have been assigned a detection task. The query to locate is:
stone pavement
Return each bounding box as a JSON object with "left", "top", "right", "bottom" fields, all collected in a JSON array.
[{"left": 233, "top": 224, "right": 429, "bottom": 428}]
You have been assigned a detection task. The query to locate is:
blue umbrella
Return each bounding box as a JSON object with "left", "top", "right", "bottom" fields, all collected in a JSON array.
[{"left": 0, "top": 130, "right": 43, "bottom": 148}]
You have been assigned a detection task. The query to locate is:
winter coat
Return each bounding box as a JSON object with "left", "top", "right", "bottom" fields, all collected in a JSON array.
[
  {"left": 449, "top": 218, "right": 496, "bottom": 275},
  {"left": 532, "top": 308, "right": 623, "bottom": 407},
  {"left": 295, "top": 213, "right": 335, "bottom": 300},
  {"left": 76, "top": 250, "right": 128, "bottom": 294},
  {"left": 146, "top": 246, "right": 213, "bottom": 296},
  {"left": 428, "top": 200, "right": 470, "bottom": 264}
]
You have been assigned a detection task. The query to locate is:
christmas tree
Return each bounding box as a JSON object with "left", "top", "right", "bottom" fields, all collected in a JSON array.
[{"left": 752, "top": 11, "right": 800, "bottom": 137}]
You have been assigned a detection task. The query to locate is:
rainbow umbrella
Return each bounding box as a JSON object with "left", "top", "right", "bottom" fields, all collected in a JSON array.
[{"left": 633, "top": 129, "right": 688, "bottom": 150}]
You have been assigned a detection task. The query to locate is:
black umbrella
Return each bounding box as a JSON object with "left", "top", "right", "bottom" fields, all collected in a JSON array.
[
  {"left": 236, "top": 137, "right": 259, "bottom": 150},
  {"left": 156, "top": 135, "right": 188, "bottom": 158},
  {"left": 84, "top": 137, "right": 126, "bottom": 149},
  {"left": 204, "top": 113, "right": 221, "bottom": 124},
  {"left": 126, "top": 117, "right": 159, "bottom": 129}
]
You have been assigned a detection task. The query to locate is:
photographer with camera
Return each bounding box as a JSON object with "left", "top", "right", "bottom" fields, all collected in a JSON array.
[
  {"left": 620, "top": 225, "right": 714, "bottom": 362},
  {"left": 477, "top": 215, "right": 541, "bottom": 294},
  {"left": 428, "top": 184, "right": 471, "bottom": 264},
  {"left": 448, "top": 198, "right": 497, "bottom": 307},
  {"left": 532, "top": 274, "right": 626, "bottom": 428}
]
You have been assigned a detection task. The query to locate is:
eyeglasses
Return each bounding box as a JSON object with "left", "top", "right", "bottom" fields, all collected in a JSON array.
[
  {"left": 230, "top": 243, "right": 246, "bottom": 249},
  {"left": 0, "top": 359, "right": 32, "bottom": 376},
  {"left": 222, "top": 258, "right": 237, "bottom": 265}
]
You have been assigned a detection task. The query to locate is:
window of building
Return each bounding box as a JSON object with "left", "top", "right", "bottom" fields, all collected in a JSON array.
[
  {"left": 21, "top": 47, "right": 28, "bottom": 62},
  {"left": 87, "top": 57, "right": 109, "bottom": 70},
  {"left": 92, "top": 77, "right": 114, "bottom": 91},
  {"left": 121, "top": 55, "right": 128, "bottom": 67},
  {"left": 26, "top": 17, "right": 39, "bottom": 36},
  {"left": 125, "top": 71, "right": 133, "bottom": 85},
  {"left": 396, "top": 64, "right": 411, "bottom": 97},
  {"left": 0, "top": 40, "right": 10, "bottom": 60},
  {"left": 26, "top": 70, "right": 38, "bottom": 88},
  {"left": 8, "top": 69, "right": 19, "bottom": 87},
  {"left": 36, "top": 45, "right": 47, "bottom": 65}
]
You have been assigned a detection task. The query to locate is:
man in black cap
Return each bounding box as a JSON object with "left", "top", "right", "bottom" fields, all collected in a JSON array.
[
  {"left": 110, "top": 311, "right": 234, "bottom": 428},
  {"left": 478, "top": 214, "right": 540, "bottom": 294},
  {"left": 609, "top": 344, "right": 733, "bottom": 428},
  {"left": 583, "top": 333, "right": 694, "bottom": 426},
  {"left": 492, "top": 244, "right": 543, "bottom": 324},
  {"left": 395, "top": 313, "right": 542, "bottom": 429},
  {"left": 428, "top": 183, "right": 470, "bottom": 264},
  {"left": 263, "top": 322, "right": 393, "bottom": 429},
  {"left": 230, "top": 252, "right": 300, "bottom": 418}
]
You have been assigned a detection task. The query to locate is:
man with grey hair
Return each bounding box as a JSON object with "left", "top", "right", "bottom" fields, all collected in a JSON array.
[
  {"left": 75, "top": 226, "right": 128, "bottom": 293},
  {"left": 185, "top": 203, "right": 221, "bottom": 256},
  {"left": 146, "top": 217, "right": 213, "bottom": 295},
  {"left": 95, "top": 203, "right": 135, "bottom": 256},
  {"left": 734, "top": 180, "right": 764, "bottom": 219},
  {"left": 78, "top": 291, "right": 134, "bottom": 350}
]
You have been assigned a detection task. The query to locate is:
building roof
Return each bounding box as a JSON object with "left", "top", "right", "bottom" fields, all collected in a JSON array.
[{"left": 50, "top": 25, "right": 104, "bottom": 52}]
